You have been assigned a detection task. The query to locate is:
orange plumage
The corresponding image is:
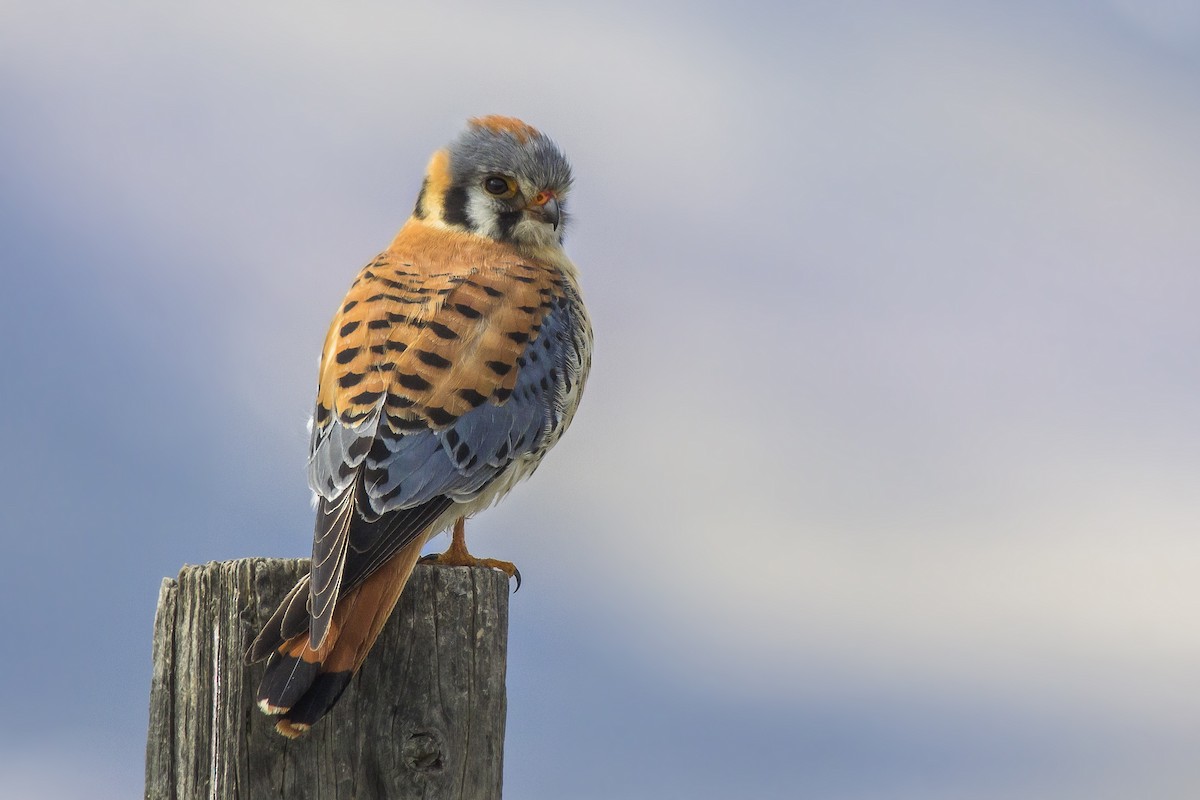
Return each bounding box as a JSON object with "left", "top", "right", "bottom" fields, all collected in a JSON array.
[{"left": 247, "top": 116, "right": 592, "bottom": 737}]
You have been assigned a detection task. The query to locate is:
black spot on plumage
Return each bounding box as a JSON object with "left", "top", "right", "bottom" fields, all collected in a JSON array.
[
  {"left": 528, "top": 349, "right": 539, "bottom": 363},
  {"left": 373, "top": 363, "right": 395, "bottom": 372},
  {"left": 481, "top": 284, "right": 504, "bottom": 298},
  {"left": 427, "top": 321, "right": 458, "bottom": 340},
  {"left": 495, "top": 441, "right": 510, "bottom": 460},
  {"left": 506, "top": 331, "right": 530, "bottom": 344},
  {"left": 389, "top": 416, "right": 427, "bottom": 431},
  {"left": 517, "top": 356, "right": 526, "bottom": 368},
  {"left": 457, "top": 388, "right": 488, "bottom": 407},
  {"left": 340, "top": 321, "right": 361, "bottom": 336},
  {"left": 349, "top": 390, "right": 384, "bottom": 405},
  {"left": 336, "top": 346, "right": 361, "bottom": 365},
  {"left": 342, "top": 300, "right": 359, "bottom": 313},
  {"left": 347, "top": 437, "right": 372, "bottom": 459},
  {"left": 338, "top": 372, "right": 366, "bottom": 389},
  {"left": 339, "top": 408, "right": 371, "bottom": 424},
  {"left": 416, "top": 350, "right": 451, "bottom": 369},
  {"left": 466, "top": 455, "right": 479, "bottom": 470},
  {"left": 517, "top": 305, "right": 538, "bottom": 314},
  {"left": 512, "top": 274, "right": 537, "bottom": 284},
  {"left": 540, "top": 376, "right": 551, "bottom": 391},
  {"left": 337, "top": 460, "right": 356, "bottom": 480},
  {"left": 485, "top": 360, "right": 512, "bottom": 376},
  {"left": 442, "top": 185, "right": 472, "bottom": 227},
  {"left": 368, "top": 438, "right": 391, "bottom": 462},
  {"left": 315, "top": 404, "right": 331, "bottom": 425},
  {"left": 386, "top": 395, "right": 416, "bottom": 409},
  {"left": 493, "top": 387, "right": 512, "bottom": 403},
  {"left": 366, "top": 292, "right": 409, "bottom": 304},
  {"left": 455, "top": 442, "right": 470, "bottom": 462},
  {"left": 367, "top": 319, "right": 391, "bottom": 330},
  {"left": 445, "top": 428, "right": 461, "bottom": 448},
  {"left": 376, "top": 427, "right": 403, "bottom": 449},
  {"left": 452, "top": 302, "right": 482, "bottom": 319},
  {"left": 376, "top": 276, "right": 428, "bottom": 294},
  {"left": 386, "top": 341, "right": 408, "bottom": 352},
  {"left": 426, "top": 406, "right": 456, "bottom": 426},
  {"left": 370, "top": 344, "right": 386, "bottom": 354},
  {"left": 397, "top": 372, "right": 431, "bottom": 391}
]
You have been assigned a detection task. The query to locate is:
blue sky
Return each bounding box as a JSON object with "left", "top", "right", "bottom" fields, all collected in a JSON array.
[{"left": 2, "top": 1, "right": 1200, "bottom": 797}]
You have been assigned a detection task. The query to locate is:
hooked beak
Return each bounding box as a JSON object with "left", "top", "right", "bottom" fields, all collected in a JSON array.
[{"left": 527, "top": 191, "right": 561, "bottom": 230}]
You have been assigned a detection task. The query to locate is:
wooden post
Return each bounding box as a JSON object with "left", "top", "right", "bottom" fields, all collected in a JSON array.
[{"left": 145, "top": 558, "right": 509, "bottom": 800}]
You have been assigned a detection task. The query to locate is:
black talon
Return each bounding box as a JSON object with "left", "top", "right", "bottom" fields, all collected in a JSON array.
[{"left": 511, "top": 566, "right": 522, "bottom": 592}]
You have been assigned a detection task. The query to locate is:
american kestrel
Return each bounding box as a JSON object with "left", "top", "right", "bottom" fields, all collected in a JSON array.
[{"left": 246, "top": 116, "right": 592, "bottom": 738}]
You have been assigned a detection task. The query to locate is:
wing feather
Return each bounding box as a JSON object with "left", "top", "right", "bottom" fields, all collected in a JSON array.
[{"left": 304, "top": 221, "right": 591, "bottom": 646}]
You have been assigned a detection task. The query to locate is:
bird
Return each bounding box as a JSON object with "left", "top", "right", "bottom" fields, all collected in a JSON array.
[{"left": 245, "top": 116, "right": 592, "bottom": 738}]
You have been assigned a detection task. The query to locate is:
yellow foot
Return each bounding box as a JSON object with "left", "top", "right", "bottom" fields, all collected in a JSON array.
[{"left": 420, "top": 517, "right": 522, "bottom": 590}]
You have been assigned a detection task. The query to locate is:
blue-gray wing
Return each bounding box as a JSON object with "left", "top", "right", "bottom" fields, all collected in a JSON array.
[{"left": 303, "top": 259, "right": 591, "bottom": 646}]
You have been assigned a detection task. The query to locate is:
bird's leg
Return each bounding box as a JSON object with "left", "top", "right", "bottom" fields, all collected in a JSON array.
[{"left": 421, "top": 517, "right": 521, "bottom": 589}]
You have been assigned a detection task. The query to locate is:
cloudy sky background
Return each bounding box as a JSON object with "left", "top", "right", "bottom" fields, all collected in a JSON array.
[{"left": 2, "top": 0, "right": 1199, "bottom": 797}]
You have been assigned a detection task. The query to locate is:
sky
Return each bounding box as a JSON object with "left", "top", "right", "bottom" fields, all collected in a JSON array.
[{"left": 2, "top": 0, "right": 1200, "bottom": 797}]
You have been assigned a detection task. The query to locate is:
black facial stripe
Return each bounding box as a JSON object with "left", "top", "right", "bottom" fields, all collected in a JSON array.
[
  {"left": 413, "top": 177, "right": 429, "bottom": 219},
  {"left": 496, "top": 209, "right": 522, "bottom": 241},
  {"left": 442, "top": 185, "right": 472, "bottom": 228}
]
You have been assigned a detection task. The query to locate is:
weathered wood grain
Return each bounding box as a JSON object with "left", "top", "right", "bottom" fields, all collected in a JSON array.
[{"left": 145, "top": 558, "right": 509, "bottom": 800}]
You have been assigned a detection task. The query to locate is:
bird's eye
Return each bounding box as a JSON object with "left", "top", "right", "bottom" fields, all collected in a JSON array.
[{"left": 484, "top": 175, "right": 515, "bottom": 197}]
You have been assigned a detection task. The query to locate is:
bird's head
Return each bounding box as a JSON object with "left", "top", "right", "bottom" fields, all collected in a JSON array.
[{"left": 413, "top": 115, "right": 573, "bottom": 250}]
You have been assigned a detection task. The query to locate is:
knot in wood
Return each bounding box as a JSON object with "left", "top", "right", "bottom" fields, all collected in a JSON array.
[{"left": 402, "top": 730, "right": 446, "bottom": 773}]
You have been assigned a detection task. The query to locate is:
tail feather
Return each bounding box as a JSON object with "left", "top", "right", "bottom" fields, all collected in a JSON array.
[
  {"left": 245, "top": 575, "right": 311, "bottom": 665},
  {"left": 248, "top": 533, "right": 430, "bottom": 736},
  {"left": 256, "top": 653, "right": 325, "bottom": 715}
]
